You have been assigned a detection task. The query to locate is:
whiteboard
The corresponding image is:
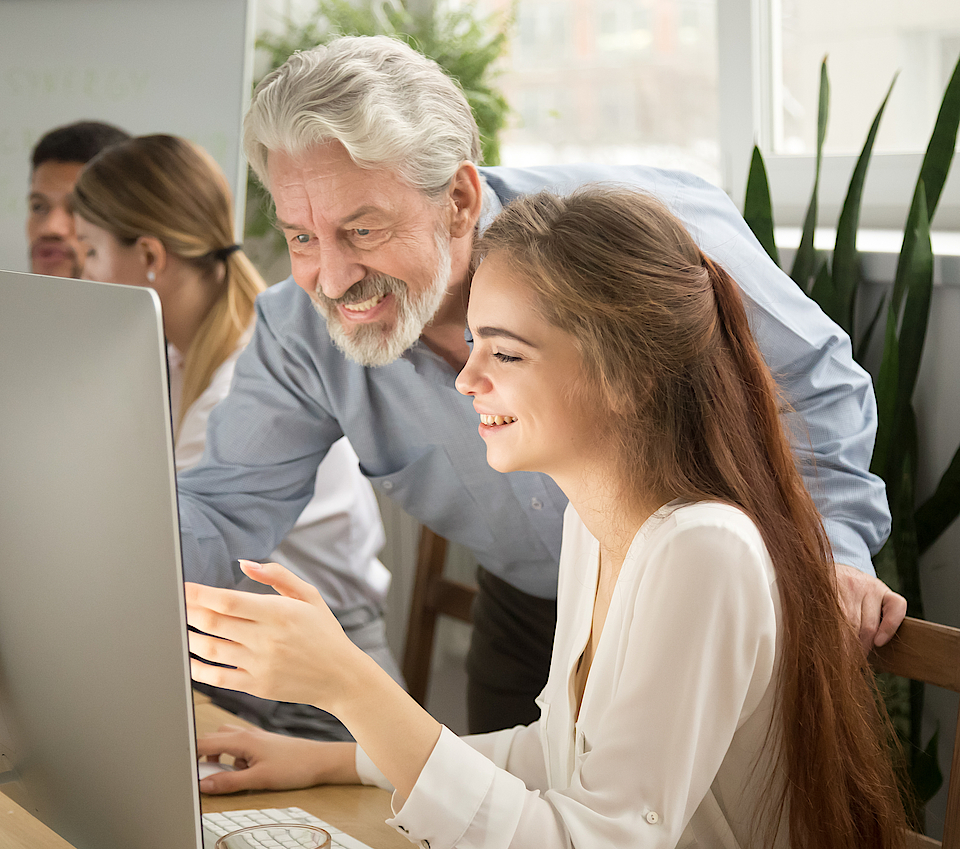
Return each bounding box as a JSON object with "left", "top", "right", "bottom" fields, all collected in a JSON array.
[{"left": 0, "top": 0, "right": 255, "bottom": 273}]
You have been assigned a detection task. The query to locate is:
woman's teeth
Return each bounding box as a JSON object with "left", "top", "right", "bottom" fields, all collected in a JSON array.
[{"left": 480, "top": 414, "right": 518, "bottom": 426}]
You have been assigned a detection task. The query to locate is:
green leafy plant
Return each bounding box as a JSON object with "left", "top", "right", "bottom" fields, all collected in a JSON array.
[
  {"left": 245, "top": 0, "right": 512, "bottom": 256},
  {"left": 743, "top": 54, "right": 960, "bottom": 824}
]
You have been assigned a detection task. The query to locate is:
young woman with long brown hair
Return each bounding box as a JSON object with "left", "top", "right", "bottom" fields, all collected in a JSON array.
[
  {"left": 71, "top": 135, "right": 399, "bottom": 742},
  {"left": 187, "top": 186, "right": 907, "bottom": 848}
]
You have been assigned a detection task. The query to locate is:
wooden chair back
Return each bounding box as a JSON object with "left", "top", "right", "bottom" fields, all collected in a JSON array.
[
  {"left": 871, "top": 616, "right": 960, "bottom": 849},
  {"left": 402, "top": 527, "right": 477, "bottom": 706}
]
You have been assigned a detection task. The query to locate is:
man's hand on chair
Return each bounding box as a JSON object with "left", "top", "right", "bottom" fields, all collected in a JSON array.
[{"left": 836, "top": 563, "right": 907, "bottom": 653}]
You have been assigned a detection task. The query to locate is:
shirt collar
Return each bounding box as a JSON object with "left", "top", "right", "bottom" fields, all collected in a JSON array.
[{"left": 477, "top": 173, "right": 503, "bottom": 236}]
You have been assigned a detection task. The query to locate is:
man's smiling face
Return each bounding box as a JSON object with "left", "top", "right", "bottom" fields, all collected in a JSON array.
[{"left": 267, "top": 142, "right": 455, "bottom": 367}]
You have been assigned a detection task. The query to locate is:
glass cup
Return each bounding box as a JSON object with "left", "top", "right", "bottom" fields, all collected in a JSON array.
[{"left": 215, "top": 824, "right": 331, "bottom": 849}]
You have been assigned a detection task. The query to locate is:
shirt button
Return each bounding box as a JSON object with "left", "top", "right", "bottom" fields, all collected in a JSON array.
[
  {"left": 531, "top": 498, "right": 542, "bottom": 510},
  {"left": 382, "top": 480, "right": 394, "bottom": 491},
  {"left": 645, "top": 811, "right": 660, "bottom": 824}
]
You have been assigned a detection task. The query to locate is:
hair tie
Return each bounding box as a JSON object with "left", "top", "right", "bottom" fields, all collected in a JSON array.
[{"left": 213, "top": 243, "right": 241, "bottom": 261}]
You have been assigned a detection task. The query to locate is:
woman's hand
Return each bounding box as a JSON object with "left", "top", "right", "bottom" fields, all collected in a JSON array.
[
  {"left": 185, "top": 560, "right": 363, "bottom": 713},
  {"left": 188, "top": 559, "right": 443, "bottom": 799},
  {"left": 196, "top": 723, "right": 359, "bottom": 795}
]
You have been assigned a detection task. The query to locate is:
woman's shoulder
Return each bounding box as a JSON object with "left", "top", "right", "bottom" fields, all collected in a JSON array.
[
  {"left": 643, "top": 500, "right": 774, "bottom": 582},
  {"left": 561, "top": 500, "right": 770, "bottom": 568},
  {"left": 664, "top": 500, "right": 763, "bottom": 539}
]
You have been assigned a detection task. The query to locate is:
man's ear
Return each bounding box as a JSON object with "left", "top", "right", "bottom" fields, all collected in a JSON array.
[
  {"left": 135, "top": 235, "right": 167, "bottom": 283},
  {"left": 447, "top": 162, "right": 483, "bottom": 239}
]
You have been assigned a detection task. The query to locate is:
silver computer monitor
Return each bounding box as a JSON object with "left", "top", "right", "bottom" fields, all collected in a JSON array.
[{"left": 0, "top": 270, "right": 204, "bottom": 848}]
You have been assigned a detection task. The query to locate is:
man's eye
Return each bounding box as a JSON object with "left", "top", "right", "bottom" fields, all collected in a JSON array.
[
  {"left": 294, "top": 234, "right": 310, "bottom": 244},
  {"left": 355, "top": 228, "right": 371, "bottom": 237}
]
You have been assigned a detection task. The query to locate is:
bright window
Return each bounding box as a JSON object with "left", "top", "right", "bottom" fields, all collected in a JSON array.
[
  {"left": 718, "top": 0, "right": 960, "bottom": 231},
  {"left": 477, "top": 0, "right": 721, "bottom": 185}
]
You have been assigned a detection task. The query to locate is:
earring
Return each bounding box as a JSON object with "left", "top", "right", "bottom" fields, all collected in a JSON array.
[{"left": 147, "top": 271, "right": 156, "bottom": 283}]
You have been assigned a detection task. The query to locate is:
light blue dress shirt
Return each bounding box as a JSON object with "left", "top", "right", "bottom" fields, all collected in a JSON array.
[{"left": 178, "top": 164, "right": 890, "bottom": 597}]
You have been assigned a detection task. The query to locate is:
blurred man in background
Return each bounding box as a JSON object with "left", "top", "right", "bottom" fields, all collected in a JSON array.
[{"left": 27, "top": 120, "right": 129, "bottom": 277}]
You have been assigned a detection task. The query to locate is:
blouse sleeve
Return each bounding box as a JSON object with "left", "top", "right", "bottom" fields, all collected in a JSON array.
[
  {"left": 355, "top": 721, "right": 549, "bottom": 793},
  {"left": 385, "top": 511, "right": 779, "bottom": 849}
]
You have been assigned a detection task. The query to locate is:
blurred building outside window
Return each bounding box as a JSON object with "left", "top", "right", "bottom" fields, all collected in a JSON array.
[{"left": 256, "top": 0, "right": 960, "bottom": 234}]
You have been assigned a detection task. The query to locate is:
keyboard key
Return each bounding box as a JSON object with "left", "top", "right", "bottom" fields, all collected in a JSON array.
[{"left": 201, "top": 806, "right": 374, "bottom": 849}]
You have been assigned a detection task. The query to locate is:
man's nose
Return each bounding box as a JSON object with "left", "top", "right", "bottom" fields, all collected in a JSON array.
[
  {"left": 315, "top": 242, "right": 366, "bottom": 301},
  {"left": 42, "top": 205, "right": 74, "bottom": 238}
]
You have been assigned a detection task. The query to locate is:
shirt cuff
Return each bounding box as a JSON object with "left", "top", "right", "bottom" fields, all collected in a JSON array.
[
  {"left": 386, "top": 725, "right": 527, "bottom": 849},
  {"left": 823, "top": 518, "right": 876, "bottom": 576}
]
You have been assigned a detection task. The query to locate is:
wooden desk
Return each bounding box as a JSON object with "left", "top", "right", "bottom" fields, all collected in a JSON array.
[{"left": 0, "top": 693, "right": 409, "bottom": 849}]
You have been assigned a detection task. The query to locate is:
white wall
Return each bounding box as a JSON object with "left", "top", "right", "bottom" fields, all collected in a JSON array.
[{"left": 0, "top": 0, "right": 255, "bottom": 273}]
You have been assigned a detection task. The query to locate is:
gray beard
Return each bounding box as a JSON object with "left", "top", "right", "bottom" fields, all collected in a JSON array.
[{"left": 311, "top": 233, "right": 452, "bottom": 368}]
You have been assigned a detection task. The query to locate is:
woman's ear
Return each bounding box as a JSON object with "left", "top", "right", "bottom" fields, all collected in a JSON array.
[
  {"left": 135, "top": 236, "right": 167, "bottom": 284},
  {"left": 447, "top": 162, "right": 483, "bottom": 239}
]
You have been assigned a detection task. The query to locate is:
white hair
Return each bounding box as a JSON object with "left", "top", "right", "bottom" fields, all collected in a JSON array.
[{"left": 244, "top": 35, "right": 481, "bottom": 196}]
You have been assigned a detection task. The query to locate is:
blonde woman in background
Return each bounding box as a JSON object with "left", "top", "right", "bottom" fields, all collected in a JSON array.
[{"left": 72, "top": 134, "right": 399, "bottom": 742}]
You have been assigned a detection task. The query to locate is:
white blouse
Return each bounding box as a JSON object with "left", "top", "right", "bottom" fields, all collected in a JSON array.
[{"left": 360, "top": 501, "right": 786, "bottom": 848}]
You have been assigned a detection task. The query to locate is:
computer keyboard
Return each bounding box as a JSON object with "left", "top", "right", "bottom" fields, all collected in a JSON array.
[{"left": 201, "top": 806, "right": 376, "bottom": 849}]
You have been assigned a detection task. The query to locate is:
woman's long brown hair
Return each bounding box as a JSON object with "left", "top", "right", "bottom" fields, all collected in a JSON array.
[
  {"left": 72, "top": 134, "right": 265, "bottom": 435},
  {"left": 477, "top": 187, "right": 906, "bottom": 849}
]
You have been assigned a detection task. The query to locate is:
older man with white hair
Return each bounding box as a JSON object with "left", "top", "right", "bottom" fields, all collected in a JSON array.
[{"left": 178, "top": 35, "right": 904, "bottom": 738}]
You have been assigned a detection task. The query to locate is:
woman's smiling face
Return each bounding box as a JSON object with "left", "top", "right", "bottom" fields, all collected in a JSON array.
[{"left": 456, "top": 253, "right": 605, "bottom": 483}]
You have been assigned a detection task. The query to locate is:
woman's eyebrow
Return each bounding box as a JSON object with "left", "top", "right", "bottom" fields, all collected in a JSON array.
[{"left": 474, "top": 326, "right": 537, "bottom": 347}]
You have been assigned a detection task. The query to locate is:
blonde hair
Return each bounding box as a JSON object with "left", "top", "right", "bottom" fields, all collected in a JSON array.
[{"left": 73, "top": 134, "right": 265, "bottom": 434}]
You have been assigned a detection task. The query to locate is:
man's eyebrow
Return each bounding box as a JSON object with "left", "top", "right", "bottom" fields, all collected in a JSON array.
[
  {"left": 275, "top": 206, "right": 387, "bottom": 232},
  {"left": 474, "top": 326, "right": 537, "bottom": 347},
  {"left": 340, "top": 205, "right": 384, "bottom": 225}
]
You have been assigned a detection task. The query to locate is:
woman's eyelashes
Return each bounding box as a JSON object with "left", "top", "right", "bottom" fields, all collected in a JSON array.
[{"left": 493, "top": 351, "right": 521, "bottom": 364}]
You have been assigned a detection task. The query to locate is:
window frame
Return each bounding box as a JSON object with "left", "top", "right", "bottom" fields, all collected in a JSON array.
[{"left": 717, "top": 0, "right": 960, "bottom": 232}]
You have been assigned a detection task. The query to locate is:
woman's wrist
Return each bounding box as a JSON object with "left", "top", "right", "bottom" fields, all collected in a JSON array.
[{"left": 308, "top": 740, "right": 360, "bottom": 785}]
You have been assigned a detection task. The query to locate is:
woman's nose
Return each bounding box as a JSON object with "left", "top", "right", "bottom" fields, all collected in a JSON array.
[{"left": 455, "top": 353, "right": 482, "bottom": 397}]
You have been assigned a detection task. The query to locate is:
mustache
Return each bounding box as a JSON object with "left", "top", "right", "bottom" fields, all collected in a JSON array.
[
  {"left": 32, "top": 236, "right": 75, "bottom": 251},
  {"left": 314, "top": 273, "right": 406, "bottom": 308}
]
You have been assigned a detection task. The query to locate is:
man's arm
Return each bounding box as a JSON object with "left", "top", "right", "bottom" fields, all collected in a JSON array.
[
  {"left": 178, "top": 281, "right": 345, "bottom": 589},
  {"left": 661, "top": 168, "right": 903, "bottom": 645}
]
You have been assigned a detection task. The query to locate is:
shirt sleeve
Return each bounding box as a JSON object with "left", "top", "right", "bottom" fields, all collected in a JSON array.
[
  {"left": 676, "top": 172, "right": 889, "bottom": 574},
  {"left": 385, "top": 515, "right": 779, "bottom": 849},
  {"left": 355, "top": 723, "right": 549, "bottom": 794},
  {"left": 745, "top": 287, "right": 886, "bottom": 574},
  {"left": 177, "top": 292, "right": 345, "bottom": 588}
]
